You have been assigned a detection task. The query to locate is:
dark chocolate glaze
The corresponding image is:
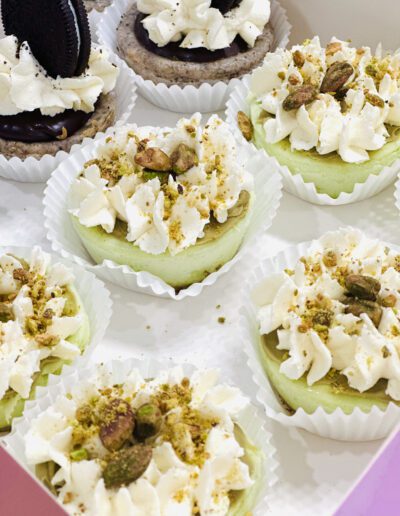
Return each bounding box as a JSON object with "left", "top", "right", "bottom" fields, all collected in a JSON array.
[
  {"left": 134, "top": 13, "right": 249, "bottom": 64},
  {"left": 210, "top": 0, "right": 242, "bottom": 15},
  {"left": 0, "top": 108, "right": 94, "bottom": 143}
]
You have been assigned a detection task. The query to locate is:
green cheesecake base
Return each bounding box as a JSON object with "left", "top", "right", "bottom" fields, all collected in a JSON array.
[
  {"left": 258, "top": 331, "right": 400, "bottom": 414},
  {"left": 71, "top": 191, "right": 253, "bottom": 290},
  {"left": 0, "top": 286, "right": 90, "bottom": 432},
  {"left": 249, "top": 100, "right": 400, "bottom": 198}
]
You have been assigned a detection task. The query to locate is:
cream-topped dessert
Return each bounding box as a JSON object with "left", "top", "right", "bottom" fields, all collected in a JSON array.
[
  {"left": 243, "top": 37, "right": 400, "bottom": 197},
  {"left": 254, "top": 229, "right": 400, "bottom": 414},
  {"left": 69, "top": 114, "right": 254, "bottom": 288},
  {"left": 0, "top": 247, "right": 90, "bottom": 430},
  {"left": 0, "top": 0, "right": 121, "bottom": 161},
  {"left": 138, "top": 0, "right": 271, "bottom": 51},
  {"left": 0, "top": 36, "right": 118, "bottom": 117},
  {"left": 25, "top": 366, "right": 263, "bottom": 515},
  {"left": 116, "top": 0, "right": 275, "bottom": 87}
]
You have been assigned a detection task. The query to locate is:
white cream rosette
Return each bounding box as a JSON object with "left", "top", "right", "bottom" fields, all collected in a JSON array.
[
  {"left": 96, "top": 0, "right": 290, "bottom": 113},
  {"left": 4, "top": 358, "right": 279, "bottom": 515},
  {"left": 241, "top": 227, "right": 400, "bottom": 441}
]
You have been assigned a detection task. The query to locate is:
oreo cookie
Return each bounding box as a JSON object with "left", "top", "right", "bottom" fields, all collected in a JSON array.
[
  {"left": 211, "top": 0, "right": 242, "bottom": 15},
  {"left": 1, "top": 0, "right": 91, "bottom": 78}
]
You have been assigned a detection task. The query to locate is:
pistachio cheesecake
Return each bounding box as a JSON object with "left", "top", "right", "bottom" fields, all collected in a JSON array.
[
  {"left": 69, "top": 113, "right": 254, "bottom": 289},
  {"left": 239, "top": 37, "right": 400, "bottom": 198},
  {"left": 0, "top": 247, "right": 90, "bottom": 431},
  {"left": 24, "top": 365, "right": 264, "bottom": 515},
  {"left": 253, "top": 229, "right": 400, "bottom": 414}
]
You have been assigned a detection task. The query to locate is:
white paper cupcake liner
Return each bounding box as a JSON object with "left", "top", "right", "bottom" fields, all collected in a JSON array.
[
  {"left": 240, "top": 228, "right": 400, "bottom": 441},
  {"left": 394, "top": 171, "right": 400, "bottom": 211},
  {"left": 4, "top": 357, "right": 279, "bottom": 515},
  {"left": 0, "top": 245, "right": 112, "bottom": 422},
  {"left": 88, "top": 0, "right": 126, "bottom": 40},
  {"left": 226, "top": 77, "right": 400, "bottom": 206},
  {"left": 43, "top": 125, "right": 282, "bottom": 300},
  {"left": 0, "top": 52, "right": 137, "bottom": 184},
  {"left": 96, "top": 0, "right": 291, "bottom": 113}
]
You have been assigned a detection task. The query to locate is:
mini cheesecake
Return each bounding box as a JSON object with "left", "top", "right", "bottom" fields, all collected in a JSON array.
[
  {"left": 25, "top": 365, "right": 264, "bottom": 515},
  {"left": 117, "top": 1, "right": 274, "bottom": 87},
  {"left": 258, "top": 331, "right": 399, "bottom": 414},
  {"left": 69, "top": 114, "right": 254, "bottom": 289},
  {"left": 241, "top": 37, "right": 400, "bottom": 198},
  {"left": 253, "top": 229, "right": 400, "bottom": 414},
  {"left": 249, "top": 101, "right": 400, "bottom": 198},
  {"left": 0, "top": 0, "right": 119, "bottom": 161},
  {"left": 0, "top": 248, "right": 90, "bottom": 431}
]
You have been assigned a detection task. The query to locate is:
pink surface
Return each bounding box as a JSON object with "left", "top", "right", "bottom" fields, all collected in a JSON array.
[
  {"left": 0, "top": 445, "right": 65, "bottom": 516},
  {"left": 335, "top": 429, "right": 400, "bottom": 516}
]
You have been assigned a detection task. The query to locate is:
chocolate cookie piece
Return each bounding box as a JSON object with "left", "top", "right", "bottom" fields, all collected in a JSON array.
[
  {"left": 117, "top": 4, "right": 274, "bottom": 86},
  {"left": 2, "top": 0, "right": 91, "bottom": 78},
  {"left": 0, "top": 92, "right": 116, "bottom": 159},
  {"left": 211, "top": 0, "right": 241, "bottom": 15}
]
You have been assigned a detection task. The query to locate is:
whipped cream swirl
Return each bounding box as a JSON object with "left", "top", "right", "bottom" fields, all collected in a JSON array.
[
  {"left": 137, "top": 0, "right": 271, "bottom": 51},
  {"left": 0, "top": 247, "right": 83, "bottom": 403},
  {"left": 0, "top": 36, "right": 119, "bottom": 116},
  {"left": 25, "top": 365, "right": 253, "bottom": 515},
  {"left": 69, "top": 113, "right": 253, "bottom": 256},
  {"left": 255, "top": 228, "right": 400, "bottom": 400},
  {"left": 250, "top": 36, "right": 400, "bottom": 163}
]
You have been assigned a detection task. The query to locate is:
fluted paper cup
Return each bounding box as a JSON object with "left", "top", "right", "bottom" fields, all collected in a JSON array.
[
  {"left": 4, "top": 357, "right": 279, "bottom": 515},
  {"left": 240, "top": 229, "right": 400, "bottom": 441},
  {"left": 0, "top": 245, "right": 112, "bottom": 430},
  {"left": 0, "top": 52, "right": 137, "bottom": 183},
  {"left": 226, "top": 77, "right": 400, "bottom": 206},
  {"left": 43, "top": 125, "right": 282, "bottom": 300},
  {"left": 96, "top": 0, "right": 291, "bottom": 113}
]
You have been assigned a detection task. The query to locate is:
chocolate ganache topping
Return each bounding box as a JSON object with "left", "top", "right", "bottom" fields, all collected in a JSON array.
[
  {"left": 134, "top": 12, "right": 249, "bottom": 63},
  {"left": 0, "top": 109, "right": 94, "bottom": 143}
]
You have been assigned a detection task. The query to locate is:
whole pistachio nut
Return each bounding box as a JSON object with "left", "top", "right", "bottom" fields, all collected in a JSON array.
[
  {"left": 283, "top": 84, "right": 318, "bottom": 111},
  {"left": 99, "top": 399, "right": 135, "bottom": 451},
  {"left": 171, "top": 144, "right": 198, "bottom": 174},
  {"left": 320, "top": 62, "right": 354, "bottom": 93},
  {"left": 345, "top": 274, "right": 381, "bottom": 301},
  {"left": 134, "top": 403, "right": 163, "bottom": 440},
  {"left": 135, "top": 147, "right": 171, "bottom": 172},
  {"left": 237, "top": 111, "right": 253, "bottom": 141},
  {"left": 102, "top": 445, "right": 152, "bottom": 489},
  {"left": 344, "top": 299, "right": 382, "bottom": 328}
]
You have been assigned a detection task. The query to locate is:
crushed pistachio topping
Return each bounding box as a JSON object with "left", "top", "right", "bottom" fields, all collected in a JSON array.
[
  {"left": 67, "top": 377, "right": 221, "bottom": 481},
  {"left": 70, "top": 114, "right": 252, "bottom": 256},
  {"left": 249, "top": 37, "right": 400, "bottom": 163},
  {"left": 259, "top": 231, "right": 400, "bottom": 398},
  {"left": 0, "top": 248, "right": 82, "bottom": 407}
]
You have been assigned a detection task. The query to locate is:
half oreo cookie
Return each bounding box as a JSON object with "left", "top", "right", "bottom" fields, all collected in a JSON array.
[{"left": 1, "top": 0, "right": 91, "bottom": 78}]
